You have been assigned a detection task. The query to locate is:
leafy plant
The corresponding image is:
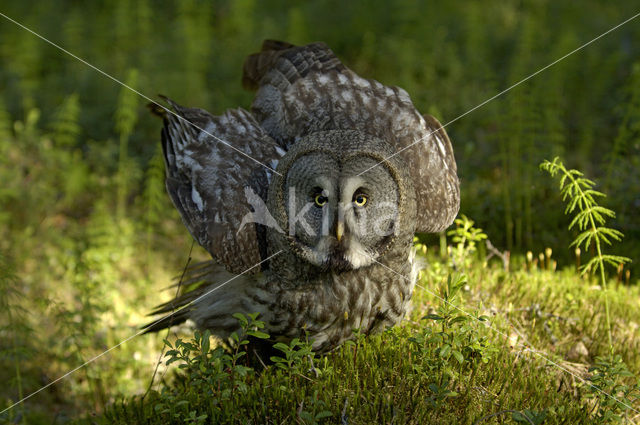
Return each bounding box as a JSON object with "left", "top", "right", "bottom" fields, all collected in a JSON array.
[
  {"left": 142, "top": 144, "right": 167, "bottom": 271},
  {"left": 154, "top": 313, "right": 272, "bottom": 422},
  {"left": 540, "top": 157, "right": 631, "bottom": 350},
  {"left": 410, "top": 273, "right": 497, "bottom": 408},
  {"left": 447, "top": 215, "right": 487, "bottom": 269},
  {"left": 270, "top": 336, "right": 316, "bottom": 375},
  {"left": 49, "top": 93, "right": 81, "bottom": 148},
  {"left": 586, "top": 355, "right": 640, "bottom": 424},
  {"left": 115, "top": 68, "right": 140, "bottom": 219},
  {"left": 297, "top": 390, "right": 332, "bottom": 425},
  {"left": 541, "top": 157, "right": 640, "bottom": 422},
  {"left": 3, "top": 2, "right": 640, "bottom": 422}
]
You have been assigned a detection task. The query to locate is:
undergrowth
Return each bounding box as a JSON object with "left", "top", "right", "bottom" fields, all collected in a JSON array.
[
  {"left": 92, "top": 259, "right": 640, "bottom": 424},
  {"left": 541, "top": 157, "right": 636, "bottom": 422},
  {"left": 91, "top": 184, "right": 640, "bottom": 424}
]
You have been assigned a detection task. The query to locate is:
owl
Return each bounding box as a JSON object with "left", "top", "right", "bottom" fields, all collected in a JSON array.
[{"left": 147, "top": 41, "right": 459, "bottom": 354}]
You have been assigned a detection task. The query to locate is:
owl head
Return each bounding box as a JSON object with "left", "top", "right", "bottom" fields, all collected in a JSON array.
[{"left": 267, "top": 130, "right": 417, "bottom": 273}]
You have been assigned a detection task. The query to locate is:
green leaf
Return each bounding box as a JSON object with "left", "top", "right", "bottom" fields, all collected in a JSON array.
[
  {"left": 248, "top": 330, "right": 270, "bottom": 339},
  {"left": 273, "top": 342, "right": 290, "bottom": 352},
  {"left": 439, "top": 344, "right": 451, "bottom": 358},
  {"left": 448, "top": 316, "right": 468, "bottom": 326},
  {"left": 232, "top": 312, "right": 248, "bottom": 326},
  {"left": 452, "top": 350, "right": 464, "bottom": 364},
  {"left": 315, "top": 411, "right": 333, "bottom": 420},
  {"left": 201, "top": 334, "right": 210, "bottom": 354}
]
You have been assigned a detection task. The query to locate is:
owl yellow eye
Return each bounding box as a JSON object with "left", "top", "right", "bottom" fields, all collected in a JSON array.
[
  {"left": 314, "top": 194, "right": 328, "bottom": 207},
  {"left": 353, "top": 194, "right": 368, "bottom": 207}
]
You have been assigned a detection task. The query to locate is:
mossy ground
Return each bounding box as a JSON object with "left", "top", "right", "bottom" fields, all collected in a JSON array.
[{"left": 88, "top": 251, "right": 640, "bottom": 424}]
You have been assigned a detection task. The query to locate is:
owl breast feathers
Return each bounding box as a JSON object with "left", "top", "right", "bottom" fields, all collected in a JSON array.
[{"left": 147, "top": 40, "right": 459, "bottom": 354}]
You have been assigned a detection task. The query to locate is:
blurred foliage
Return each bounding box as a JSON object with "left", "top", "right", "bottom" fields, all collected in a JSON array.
[
  {"left": 1, "top": 0, "right": 638, "bottom": 268},
  {"left": 0, "top": 0, "right": 639, "bottom": 422}
]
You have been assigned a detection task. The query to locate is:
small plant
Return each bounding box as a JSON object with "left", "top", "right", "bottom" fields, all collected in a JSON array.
[
  {"left": 586, "top": 355, "right": 640, "bottom": 424},
  {"left": 0, "top": 254, "right": 35, "bottom": 423},
  {"left": 540, "top": 157, "right": 631, "bottom": 350},
  {"left": 512, "top": 409, "right": 548, "bottom": 425},
  {"left": 297, "top": 390, "right": 333, "bottom": 425},
  {"left": 541, "top": 157, "right": 639, "bottom": 421},
  {"left": 114, "top": 68, "right": 140, "bottom": 219},
  {"left": 270, "top": 336, "right": 316, "bottom": 376},
  {"left": 410, "top": 273, "right": 497, "bottom": 408},
  {"left": 447, "top": 215, "right": 488, "bottom": 269},
  {"left": 158, "top": 313, "right": 270, "bottom": 422}
]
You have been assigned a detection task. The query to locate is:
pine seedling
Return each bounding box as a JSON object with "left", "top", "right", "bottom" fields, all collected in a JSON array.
[{"left": 540, "top": 157, "right": 631, "bottom": 352}]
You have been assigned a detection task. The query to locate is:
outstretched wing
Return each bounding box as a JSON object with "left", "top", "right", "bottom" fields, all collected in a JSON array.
[
  {"left": 243, "top": 40, "right": 459, "bottom": 233},
  {"left": 159, "top": 98, "right": 283, "bottom": 274}
]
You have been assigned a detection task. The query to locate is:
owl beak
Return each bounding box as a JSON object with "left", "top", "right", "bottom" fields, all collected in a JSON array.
[{"left": 336, "top": 220, "right": 344, "bottom": 242}]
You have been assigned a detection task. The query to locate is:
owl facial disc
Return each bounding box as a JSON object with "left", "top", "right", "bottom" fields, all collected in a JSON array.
[{"left": 280, "top": 149, "right": 401, "bottom": 272}]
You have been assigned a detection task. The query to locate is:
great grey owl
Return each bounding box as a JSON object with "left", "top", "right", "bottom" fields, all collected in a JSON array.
[{"left": 147, "top": 40, "right": 459, "bottom": 354}]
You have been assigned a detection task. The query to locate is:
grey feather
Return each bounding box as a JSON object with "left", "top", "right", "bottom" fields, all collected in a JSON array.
[
  {"left": 148, "top": 41, "right": 460, "bottom": 354},
  {"left": 160, "top": 100, "right": 281, "bottom": 274}
]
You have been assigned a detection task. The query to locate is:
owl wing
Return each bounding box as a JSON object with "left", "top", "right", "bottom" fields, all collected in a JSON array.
[
  {"left": 158, "top": 98, "right": 283, "bottom": 274},
  {"left": 243, "top": 40, "right": 459, "bottom": 233}
]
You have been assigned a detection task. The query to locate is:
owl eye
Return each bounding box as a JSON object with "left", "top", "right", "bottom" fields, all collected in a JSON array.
[
  {"left": 314, "top": 194, "right": 328, "bottom": 207},
  {"left": 353, "top": 194, "right": 368, "bottom": 207}
]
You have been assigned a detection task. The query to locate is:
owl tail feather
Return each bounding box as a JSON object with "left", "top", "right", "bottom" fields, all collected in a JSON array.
[
  {"left": 142, "top": 309, "right": 190, "bottom": 334},
  {"left": 142, "top": 261, "right": 266, "bottom": 339},
  {"left": 142, "top": 260, "right": 222, "bottom": 334},
  {"left": 141, "top": 284, "right": 209, "bottom": 334}
]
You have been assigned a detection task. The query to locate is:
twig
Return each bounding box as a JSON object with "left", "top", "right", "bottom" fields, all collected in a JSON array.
[
  {"left": 142, "top": 240, "right": 194, "bottom": 399},
  {"left": 341, "top": 398, "right": 349, "bottom": 425},
  {"left": 485, "top": 239, "right": 510, "bottom": 271}
]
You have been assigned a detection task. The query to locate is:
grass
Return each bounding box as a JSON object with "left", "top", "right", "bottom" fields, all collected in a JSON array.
[{"left": 78, "top": 247, "right": 640, "bottom": 425}]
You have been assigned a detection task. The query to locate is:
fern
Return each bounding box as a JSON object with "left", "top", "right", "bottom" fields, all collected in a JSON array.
[
  {"left": 143, "top": 144, "right": 166, "bottom": 269},
  {"left": 115, "top": 69, "right": 139, "bottom": 142},
  {"left": 62, "top": 8, "right": 85, "bottom": 68},
  {"left": 501, "top": 15, "right": 537, "bottom": 250},
  {"left": 540, "top": 157, "right": 631, "bottom": 351},
  {"left": 0, "top": 253, "right": 35, "bottom": 422},
  {"left": 115, "top": 68, "right": 140, "bottom": 218},
  {"left": 0, "top": 100, "right": 10, "bottom": 143},
  {"left": 136, "top": 0, "right": 153, "bottom": 69},
  {"left": 113, "top": 0, "right": 135, "bottom": 72},
  {"left": 50, "top": 93, "right": 81, "bottom": 147},
  {"left": 177, "top": 0, "right": 210, "bottom": 104}
]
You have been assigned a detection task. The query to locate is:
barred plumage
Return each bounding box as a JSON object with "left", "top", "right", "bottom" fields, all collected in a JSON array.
[{"left": 147, "top": 41, "right": 459, "bottom": 354}]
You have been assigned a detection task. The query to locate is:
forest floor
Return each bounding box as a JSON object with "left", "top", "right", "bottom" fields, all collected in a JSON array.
[{"left": 81, "top": 247, "right": 640, "bottom": 424}]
